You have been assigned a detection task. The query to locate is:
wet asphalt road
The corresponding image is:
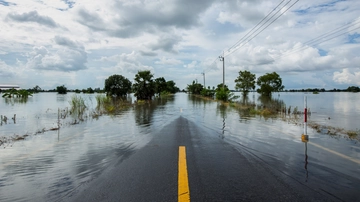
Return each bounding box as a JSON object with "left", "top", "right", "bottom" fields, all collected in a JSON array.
[{"left": 69, "top": 116, "right": 336, "bottom": 202}]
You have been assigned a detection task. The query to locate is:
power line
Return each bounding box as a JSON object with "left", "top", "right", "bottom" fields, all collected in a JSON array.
[
  {"left": 203, "top": 0, "right": 294, "bottom": 74},
  {"left": 227, "top": 0, "right": 287, "bottom": 51},
  {"left": 225, "top": 0, "right": 300, "bottom": 57},
  {"left": 271, "top": 20, "right": 360, "bottom": 61}
]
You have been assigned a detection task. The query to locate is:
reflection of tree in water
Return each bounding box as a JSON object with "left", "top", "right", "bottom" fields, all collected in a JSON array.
[
  {"left": 257, "top": 95, "right": 285, "bottom": 113},
  {"left": 189, "top": 94, "right": 212, "bottom": 107},
  {"left": 4, "top": 97, "right": 30, "bottom": 105},
  {"left": 134, "top": 97, "right": 174, "bottom": 126}
]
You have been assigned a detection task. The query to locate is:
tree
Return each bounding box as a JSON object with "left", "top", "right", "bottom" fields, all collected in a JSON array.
[
  {"left": 104, "top": 74, "right": 132, "bottom": 97},
  {"left": 187, "top": 80, "right": 203, "bottom": 94},
  {"left": 215, "top": 84, "right": 233, "bottom": 101},
  {"left": 33, "top": 85, "right": 42, "bottom": 93},
  {"left": 234, "top": 70, "right": 256, "bottom": 95},
  {"left": 56, "top": 85, "right": 67, "bottom": 94},
  {"left": 133, "top": 70, "right": 155, "bottom": 100},
  {"left": 154, "top": 77, "right": 168, "bottom": 95},
  {"left": 166, "top": 80, "right": 179, "bottom": 94},
  {"left": 256, "top": 72, "right": 284, "bottom": 96},
  {"left": 347, "top": 86, "right": 360, "bottom": 92}
]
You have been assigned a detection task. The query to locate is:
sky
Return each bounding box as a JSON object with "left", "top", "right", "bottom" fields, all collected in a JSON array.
[{"left": 0, "top": 0, "right": 359, "bottom": 91}]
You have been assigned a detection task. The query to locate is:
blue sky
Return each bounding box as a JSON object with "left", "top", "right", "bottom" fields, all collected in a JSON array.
[{"left": 0, "top": 0, "right": 359, "bottom": 90}]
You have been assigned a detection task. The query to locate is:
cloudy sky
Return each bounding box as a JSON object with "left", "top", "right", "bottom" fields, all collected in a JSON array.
[{"left": 0, "top": 0, "right": 359, "bottom": 90}]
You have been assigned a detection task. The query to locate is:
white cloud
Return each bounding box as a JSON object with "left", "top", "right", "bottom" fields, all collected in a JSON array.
[
  {"left": 155, "top": 57, "right": 182, "bottom": 65},
  {"left": 333, "top": 68, "right": 360, "bottom": 85}
]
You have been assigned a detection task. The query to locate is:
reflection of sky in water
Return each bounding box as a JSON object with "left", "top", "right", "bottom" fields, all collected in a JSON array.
[{"left": 0, "top": 92, "right": 359, "bottom": 201}]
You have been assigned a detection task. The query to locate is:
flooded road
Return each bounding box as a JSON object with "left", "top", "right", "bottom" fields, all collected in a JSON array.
[{"left": 0, "top": 92, "right": 359, "bottom": 201}]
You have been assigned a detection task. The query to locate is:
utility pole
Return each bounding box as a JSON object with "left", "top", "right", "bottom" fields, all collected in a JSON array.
[
  {"left": 219, "top": 52, "right": 225, "bottom": 89},
  {"left": 201, "top": 72, "right": 205, "bottom": 88}
]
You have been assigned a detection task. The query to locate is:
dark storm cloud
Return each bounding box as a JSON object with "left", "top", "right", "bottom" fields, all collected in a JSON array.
[{"left": 6, "top": 10, "right": 58, "bottom": 28}]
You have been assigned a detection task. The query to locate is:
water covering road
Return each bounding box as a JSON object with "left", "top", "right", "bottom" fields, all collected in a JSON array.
[{"left": 0, "top": 92, "right": 359, "bottom": 201}]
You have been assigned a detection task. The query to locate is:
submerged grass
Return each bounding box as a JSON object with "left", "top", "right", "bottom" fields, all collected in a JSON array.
[
  {"left": 95, "top": 95, "right": 132, "bottom": 114},
  {"left": 69, "top": 95, "right": 87, "bottom": 121}
]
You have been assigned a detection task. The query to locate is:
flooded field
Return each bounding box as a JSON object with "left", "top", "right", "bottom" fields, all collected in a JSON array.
[{"left": 0, "top": 92, "right": 359, "bottom": 201}]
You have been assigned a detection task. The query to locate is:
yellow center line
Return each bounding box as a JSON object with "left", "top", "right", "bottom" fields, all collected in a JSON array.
[{"left": 178, "top": 146, "right": 190, "bottom": 202}]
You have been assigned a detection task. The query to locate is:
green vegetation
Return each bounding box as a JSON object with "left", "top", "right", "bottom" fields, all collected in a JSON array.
[
  {"left": 104, "top": 74, "right": 132, "bottom": 97},
  {"left": 215, "top": 84, "right": 238, "bottom": 102},
  {"left": 69, "top": 95, "right": 87, "bottom": 121},
  {"left": 235, "top": 70, "right": 256, "bottom": 95},
  {"left": 187, "top": 81, "right": 204, "bottom": 94},
  {"left": 201, "top": 87, "right": 215, "bottom": 98},
  {"left": 2, "top": 89, "right": 33, "bottom": 98},
  {"left": 95, "top": 95, "right": 132, "bottom": 114},
  {"left": 256, "top": 72, "right": 284, "bottom": 96},
  {"left": 133, "top": 70, "right": 155, "bottom": 100},
  {"left": 347, "top": 86, "right": 360, "bottom": 92},
  {"left": 56, "top": 85, "right": 67, "bottom": 94},
  {"left": 154, "top": 77, "right": 180, "bottom": 97}
]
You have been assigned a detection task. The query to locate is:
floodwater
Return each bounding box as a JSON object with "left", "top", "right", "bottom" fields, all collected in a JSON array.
[{"left": 0, "top": 92, "right": 359, "bottom": 201}]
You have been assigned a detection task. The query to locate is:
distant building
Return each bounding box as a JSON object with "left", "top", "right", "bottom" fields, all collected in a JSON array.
[{"left": 0, "top": 85, "right": 20, "bottom": 91}]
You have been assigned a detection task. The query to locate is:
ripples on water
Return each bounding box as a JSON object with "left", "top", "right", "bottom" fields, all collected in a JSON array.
[{"left": 0, "top": 92, "right": 359, "bottom": 201}]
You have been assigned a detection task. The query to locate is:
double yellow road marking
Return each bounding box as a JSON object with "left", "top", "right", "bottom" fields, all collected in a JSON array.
[{"left": 178, "top": 146, "right": 190, "bottom": 202}]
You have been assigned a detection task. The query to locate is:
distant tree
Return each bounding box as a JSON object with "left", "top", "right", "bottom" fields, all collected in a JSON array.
[
  {"left": 347, "top": 86, "right": 360, "bottom": 92},
  {"left": 74, "top": 89, "right": 81, "bottom": 93},
  {"left": 256, "top": 72, "right": 284, "bottom": 96},
  {"left": 235, "top": 70, "right": 256, "bottom": 95},
  {"left": 154, "top": 77, "right": 168, "bottom": 95},
  {"left": 33, "top": 85, "right": 42, "bottom": 93},
  {"left": 86, "top": 87, "right": 94, "bottom": 94},
  {"left": 133, "top": 70, "right": 155, "bottom": 100},
  {"left": 56, "top": 85, "right": 67, "bottom": 94},
  {"left": 187, "top": 81, "right": 203, "bottom": 94},
  {"left": 166, "top": 80, "right": 179, "bottom": 94},
  {"left": 104, "top": 74, "right": 132, "bottom": 97}
]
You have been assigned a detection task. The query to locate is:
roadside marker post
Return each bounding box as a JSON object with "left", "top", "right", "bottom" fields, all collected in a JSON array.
[{"left": 301, "top": 96, "right": 309, "bottom": 143}]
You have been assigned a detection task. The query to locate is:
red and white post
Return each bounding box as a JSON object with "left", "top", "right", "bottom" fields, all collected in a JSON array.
[{"left": 302, "top": 96, "right": 309, "bottom": 142}]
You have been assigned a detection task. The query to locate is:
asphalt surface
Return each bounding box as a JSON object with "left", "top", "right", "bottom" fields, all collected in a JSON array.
[{"left": 69, "top": 116, "right": 336, "bottom": 202}]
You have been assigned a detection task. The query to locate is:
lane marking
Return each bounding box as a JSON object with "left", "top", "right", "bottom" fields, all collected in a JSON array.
[
  {"left": 269, "top": 124, "right": 360, "bottom": 165},
  {"left": 178, "top": 146, "right": 190, "bottom": 202}
]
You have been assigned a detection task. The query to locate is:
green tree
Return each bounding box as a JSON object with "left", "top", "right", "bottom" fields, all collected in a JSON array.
[
  {"left": 104, "top": 74, "right": 132, "bottom": 97},
  {"left": 347, "top": 86, "right": 360, "bottom": 92},
  {"left": 166, "top": 80, "right": 179, "bottom": 94},
  {"left": 256, "top": 72, "right": 284, "bottom": 96},
  {"left": 235, "top": 70, "right": 256, "bottom": 95},
  {"left": 87, "top": 87, "right": 94, "bottom": 94},
  {"left": 33, "top": 85, "right": 42, "bottom": 93},
  {"left": 133, "top": 70, "right": 155, "bottom": 100},
  {"left": 215, "top": 84, "right": 238, "bottom": 102},
  {"left": 56, "top": 85, "right": 67, "bottom": 94},
  {"left": 187, "top": 81, "right": 203, "bottom": 94},
  {"left": 154, "top": 77, "right": 168, "bottom": 95}
]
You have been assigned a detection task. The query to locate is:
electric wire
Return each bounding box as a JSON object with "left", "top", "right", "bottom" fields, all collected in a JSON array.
[
  {"left": 204, "top": 0, "right": 294, "bottom": 74},
  {"left": 227, "top": 0, "right": 287, "bottom": 51},
  {"left": 225, "top": 0, "right": 300, "bottom": 58},
  {"left": 271, "top": 20, "right": 360, "bottom": 61}
]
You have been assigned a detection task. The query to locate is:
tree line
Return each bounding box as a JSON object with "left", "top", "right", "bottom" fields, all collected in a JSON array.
[
  {"left": 187, "top": 71, "right": 284, "bottom": 101},
  {"left": 104, "top": 70, "right": 179, "bottom": 100}
]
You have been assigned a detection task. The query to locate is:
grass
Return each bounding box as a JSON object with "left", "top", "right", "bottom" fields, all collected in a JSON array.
[
  {"left": 69, "top": 95, "right": 87, "bottom": 121},
  {"left": 95, "top": 95, "right": 132, "bottom": 114}
]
